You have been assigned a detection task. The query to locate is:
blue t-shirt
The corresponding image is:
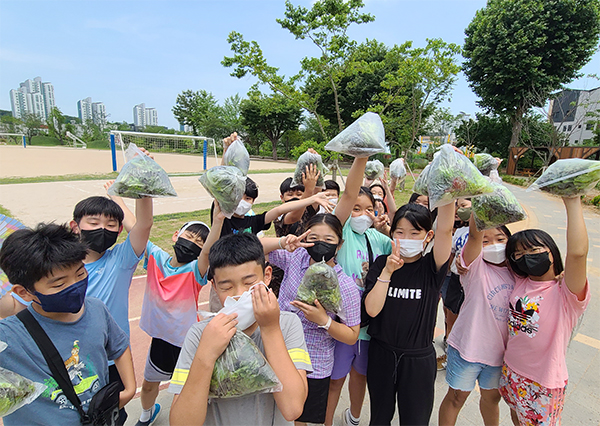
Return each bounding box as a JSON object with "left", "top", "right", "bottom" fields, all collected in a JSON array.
[
  {"left": 85, "top": 234, "right": 143, "bottom": 336},
  {"left": 0, "top": 298, "right": 129, "bottom": 426}
]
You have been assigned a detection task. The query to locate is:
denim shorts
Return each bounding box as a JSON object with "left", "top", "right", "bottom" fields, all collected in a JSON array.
[{"left": 445, "top": 345, "right": 502, "bottom": 392}]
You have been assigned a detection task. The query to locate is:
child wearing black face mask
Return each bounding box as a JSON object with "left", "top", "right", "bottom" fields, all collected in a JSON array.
[
  {"left": 499, "top": 196, "right": 590, "bottom": 426},
  {"left": 261, "top": 213, "right": 361, "bottom": 426}
]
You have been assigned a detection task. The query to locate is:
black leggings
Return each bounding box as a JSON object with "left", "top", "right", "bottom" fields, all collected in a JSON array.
[{"left": 367, "top": 339, "right": 436, "bottom": 426}]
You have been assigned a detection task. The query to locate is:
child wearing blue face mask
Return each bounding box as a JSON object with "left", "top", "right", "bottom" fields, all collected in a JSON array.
[
  {"left": 363, "top": 201, "right": 455, "bottom": 425},
  {"left": 0, "top": 223, "right": 135, "bottom": 426}
]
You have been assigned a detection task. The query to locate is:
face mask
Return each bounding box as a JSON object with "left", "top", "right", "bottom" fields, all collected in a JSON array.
[
  {"left": 514, "top": 251, "right": 552, "bottom": 277},
  {"left": 482, "top": 243, "right": 506, "bottom": 264},
  {"left": 80, "top": 228, "right": 119, "bottom": 253},
  {"left": 234, "top": 199, "right": 253, "bottom": 216},
  {"left": 33, "top": 276, "right": 88, "bottom": 313},
  {"left": 173, "top": 238, "right": 201, "bottom": 263},
  {"left": 397, "top": 236, "right": 427, "bottom": 258},
  {"left": 350, "top": 214, "right": 373, "bottom": 234},
  {"left": 218, "top": 282, "right": 268, "bottom": 330},
  {"left": 329, "top": 198, "right": 338, "bottom": 206},
  {"left": 306, "top": 241, "right": 337, "bottom": 262},
  {"left": 373, "top": 195, "right": 383, "bottom": 201},
  {"left": 456, "top": 207, "right": 472, "bottom": 222}
]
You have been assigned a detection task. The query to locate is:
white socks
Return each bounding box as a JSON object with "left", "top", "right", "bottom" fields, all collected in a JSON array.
[
  {"left": 139, "top": 406, "right": 154, "bottom": 422},
  {"left": 346, "top": 409, "right": 360, "bottom": 426}
]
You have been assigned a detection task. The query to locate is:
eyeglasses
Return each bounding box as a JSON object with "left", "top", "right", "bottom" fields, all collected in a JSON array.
[{"left": 510, "top": 247, "right": 546, "bottom": 261}]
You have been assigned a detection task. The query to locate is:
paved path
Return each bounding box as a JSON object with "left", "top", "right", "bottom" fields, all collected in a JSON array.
[{"left": 121, "top": 183, "right": 599, "bottom": 426}]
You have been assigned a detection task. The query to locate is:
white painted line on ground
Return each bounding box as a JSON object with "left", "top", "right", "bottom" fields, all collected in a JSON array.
[
  {"left": 557, "top": 226, "right": 567, "bottom": 230},
  {"left": 573, "top": 333, "right": 600, "bottom": 350}
]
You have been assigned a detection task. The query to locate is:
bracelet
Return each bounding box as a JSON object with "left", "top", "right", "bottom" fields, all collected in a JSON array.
[
  {"left": 377, "top": 277, "right": 391, "bottom": 283},
  {"left": 278, "top": 237, "right": 284, "bottom": 249},
  {"left": 318, "top": 316, "right": 333, "bottom": 331}
]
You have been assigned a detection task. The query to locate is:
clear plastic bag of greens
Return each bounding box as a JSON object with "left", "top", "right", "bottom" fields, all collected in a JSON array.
[
  {"left": 426, "top": 144, "right": 494, "bottom": 210},
  {"left": 209, "top": 329, "right": 282, "bottom": 399},
  {"left": 223, "top": 138, "right": 250, "bottom": 176},
  {"left": 473, "top": 153, "right": 498, "bottom": 177},
  {"left": 199, "top": 166, "right": 246, "bottom": 218},
  {"left": 0, "top": 342, "right": 46, "bottom": 417},
  {"left": 295, "top": 260, "right": 342, "bottom": 318},
  {"left": 389, "top": 158, "right": 407, "bottom": 180},
  {"left": 107, "top": 143, "right": 178, "bottom": 199},
  {"left": 527, "top": 159, "right": 600, "bottom": 197},
  {"left": 364, "top": 160, "right": 384, "bottom": 180},
  {"left": 292, "top": 151, "right": 326, "bottom": 188},
  {"left": 412, "top": 163, "right": 431, "bottom": 196},
  {"left": 324, "top": 112, "right": 388, "bottom": 158},
  {"left": 472, "top": 183, "right": 527, "bottom": 231}
]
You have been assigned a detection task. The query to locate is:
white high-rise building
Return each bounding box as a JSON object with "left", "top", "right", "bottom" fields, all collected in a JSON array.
[
  {"left": 77, "top": 97, "right": 93, "bottom": 123},
  {"left": 9, "top": 77, "right": 55, "bottom": 120},
  {"left": 145, "top": 108, "right": 158, "bottom": 126},
  {"left": 92, "top": 102, "right": 106, "bottom": 125},
  {"left": 133, "top": 103, "right": 158, "bottom": 128}
]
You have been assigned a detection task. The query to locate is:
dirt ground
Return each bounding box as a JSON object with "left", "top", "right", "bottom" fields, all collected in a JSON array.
[{"left": 0, "top": 145, "right": 295, "bottom": 178}]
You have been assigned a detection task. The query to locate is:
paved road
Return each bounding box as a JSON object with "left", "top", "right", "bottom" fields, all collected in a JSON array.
[{"left": 121, "top": 183, "right": 599, "bottom": 426}]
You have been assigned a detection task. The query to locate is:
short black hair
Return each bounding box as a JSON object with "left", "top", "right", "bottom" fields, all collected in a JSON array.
[
  {"left": 391, "top": 203, "right": 433, "bottom": 235},
  {"left": 280, "top": 177, "right": 305, "bottom": 195},
  {"left": 207, "top": 233, "right": 265, "bottom": 280},
  {"left": 324, "top": 180, "right": 340, "bottom": 195},
  {"left": 358, "top": 186, "right": 376, "bottom": 208},
  {"left": 181, "top": 222, "right": 210, "bottom": 242},
  {"left": 506, "top": 229, "right": 563, "bottom": 278},
  {"left": 370, "top": 183, "right": 386, "bottom": 200},
  {"left": 0, "top": 223, "right": 88, "bottom": 292},
  {"left": 73, "top": 196, "right": 124, "bottom": 225},
  {"left": 245, "top": 177, "right": 259, "bottom": 200}
]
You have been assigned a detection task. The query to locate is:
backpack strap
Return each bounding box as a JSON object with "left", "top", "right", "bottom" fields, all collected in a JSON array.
[{"left": 364, "top": 233, "right": 374, "bottom": 267}]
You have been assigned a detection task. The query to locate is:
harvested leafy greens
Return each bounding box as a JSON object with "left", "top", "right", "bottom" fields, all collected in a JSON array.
[
  {"left": 223, "top": 138, "right": 250, "bottom": 175},
  {"left": 108, "top": 143, "right": 177, "bottom": 199},
  {"left": 412, "top": 163, "right": 431, "bottom": 196},
  {"left": 209, "top": 330, "right": 282, "bottom": 399},
  {"left": 292, "top": 151, "right": 326, "bottom": 187},
  {"left": 325, "top": 112, "right": 388, "bottom": 157},
  {"left": 473, "top": 153, "right": 498, "bottom": 177},
  {"left": 528, "top": 158, "right": 600, "bottom": 197},
  {"left": 472, "top": 183, "right": 527, "bottom": 231},
  {"left": 198, "top": 166, "right": 246, "bottom": 218},
  {"left": 390, "top": 158, "right": 406, "bottom": 180},
  {"left": 296, "top": 260, "right": 342, "bottom": 316},
  {"left": 364, "top": 160, "right": 384, "bottom": 180}
]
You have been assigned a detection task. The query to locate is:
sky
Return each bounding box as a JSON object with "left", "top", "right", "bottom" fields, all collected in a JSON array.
[{"left": 1, "top": 0, "right": 599, "bottom": 130}]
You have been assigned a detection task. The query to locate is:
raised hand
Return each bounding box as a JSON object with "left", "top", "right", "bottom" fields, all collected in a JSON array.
[
  {"left": 311, "top": 192, "right": 335, "bottom": 211},
  {"left": 212, "top": 200, "right": 226, "bottom": 222},
  {"left": 384, "top": 239, "right": 404, "bottom": 275},
  {"left": 222, "top": 132, "right": 238, "bottom": 155},
  {"left": 302, "top": 163, "right": 321, "bottom": 193},
  {"left": 367, "top": 210, "right": 389, "bottom": 234},
  {"left": 282, "top": 230, "right": 314, "bottom": 252},
  {"left": 104, "top": 179, "right": 115, "bottom": 192}
]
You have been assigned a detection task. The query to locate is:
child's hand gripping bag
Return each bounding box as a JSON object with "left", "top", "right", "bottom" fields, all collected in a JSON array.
[
  {"left": 223, "top": 138, "right": 250, "bottom": 176},
  {"left": 198, "top": 166, "right": 246, "bottom": 219}
]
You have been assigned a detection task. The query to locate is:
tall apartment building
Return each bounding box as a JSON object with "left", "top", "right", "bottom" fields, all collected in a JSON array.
[
  {"left": 78, "top": 97, "right": 107, "bottom": 125},
  {"left": 133, "top": 103, "right": 158, "bottom": 128},
  {"left": 549, "top": 87, "right": 600, "bottom": 145},
  {"left": 9, "top": 77, "right": 55, "bottom": 120},
  {"left": 92, "top": 102, "right": 106, "bottom": 125}
]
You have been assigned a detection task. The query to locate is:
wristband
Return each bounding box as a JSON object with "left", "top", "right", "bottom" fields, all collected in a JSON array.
[
  {"left": 318, "top": 316, "right": 333, "bottom": 331},
  {"left": 278, "top": 237, "right": 284, "bottom": 249},
  {"left": 377, "top": 277, "right": 391, "bottom": 283}
]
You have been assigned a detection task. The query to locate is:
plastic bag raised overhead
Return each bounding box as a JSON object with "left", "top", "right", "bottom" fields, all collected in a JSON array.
[
  {"left": 364, "top": 160, "right": 384, "bottom": 180},
  {"left": 209, "top": 329, "right": 282, "bottom": 399},
  {"left": 426, "top": 144, "right": 494, "bottom": 210},
  {"left": 292, "top": 151, "right": 326, "bottom": 188},
  {"left": 295, "top": 260, "right": 343, "bottom": 319},
  {"left": 412, "top": 163, "right": 431, "bottom": 196},
  {"left": 324, "top": 112, "right": 388, "bottom": 158},
  {"left": 199, "top": 166, "right": 246, "bottom": 218},
  {"left": 389, "top": 158, "right": 407, "bottom": 180},
  {"left": 107, "top": 143, "right": 177, "bottom": 199},
  {"left": 472, "top": 183, "right": 527, "bottom": 231},
  {"left": 0, "top": 342, "right": 46, "bottom": 417},
  {"left": 527, "top": 158, "right": 600, "bottom": 198},
  {"left": 223, "top": 138, "right": 250, "bottom": 175},
  {"left": 473, "top": 153, "right": 499, "bottom": 177}
]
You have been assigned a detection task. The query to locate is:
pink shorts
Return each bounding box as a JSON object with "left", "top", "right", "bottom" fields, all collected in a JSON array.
[
  {"left": 331, "top": 340, "right": 369, "bottom": 380},
  {"left": 499, "top": 363, "right": 566, "bottom": 426}
]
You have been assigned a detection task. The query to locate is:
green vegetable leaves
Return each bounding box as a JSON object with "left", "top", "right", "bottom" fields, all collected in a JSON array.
[
  {"left": 199, "top": 166, "right": 246, "bottom": 218},
  {"left": 223, "top": 138, "right": 250, "bottom": 175},
  {"left": 325, "top": 112, "right": 388, "bottom": 158},
  {"left": 528, "top": 159, "right": 600, "bottom": 197},
  {"left": 472, "top": 183, "right": 527, "bottom": 231},
  {"left": 292, "top": 151, "right": 326, "bottom": 187},
  {"left": 364, "top": 160, "right": 384, "bottom": 180},
  {"left": 296, "top": 261, "right": 342, "bottom": 316}
]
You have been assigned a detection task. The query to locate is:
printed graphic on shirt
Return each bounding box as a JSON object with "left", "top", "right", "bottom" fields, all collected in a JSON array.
[
  {"left": 232, "top": 227, "right": 252, "bottom": 235},
  {"left": 508, "top": 295, "right": 542, "bottom": 338},
  {"left": 41, "top": 340, "right": 100, "bottom": 410},
  {"left": 486, "top": 282, "right": 514, "bottom": 322},
  {"left": 387, "top": 287, "right": 422, "bottom": 300}
]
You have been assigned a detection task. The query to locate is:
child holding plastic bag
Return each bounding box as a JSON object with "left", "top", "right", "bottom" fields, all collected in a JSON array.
[
  {"left": 222, "top": 136, "right": 250, "bottom": 175},
  {"left": 169, "top": 233, "right": 312, "bottom": 426},
  {"left": 499, "top": 196, "right": 590, "bottom": 425},
  {"left": 261, "top": 214, "right": 361, "bottom": 425}
]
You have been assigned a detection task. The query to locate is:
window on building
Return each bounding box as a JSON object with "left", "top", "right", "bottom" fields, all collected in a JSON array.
[
  {"left": 567, "top": 125, "right": 572, "bottom": 131},
  {"left": 586, "top": 122, "right": 594, "bottom": 131},
  {"left": 563, "top": 126, "right": 567, "bottom": 131}
]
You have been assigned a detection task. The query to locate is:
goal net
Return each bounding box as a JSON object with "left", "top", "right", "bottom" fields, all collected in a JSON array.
[
  {"left": 110, "top": 130, "right": 217, "bottom": 158},
  {"left": 0, "top": 133, "right": 25, "bottom": 146}
]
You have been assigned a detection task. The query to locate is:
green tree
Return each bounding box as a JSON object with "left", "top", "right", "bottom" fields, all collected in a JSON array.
[
  {"left": 21, "top": 113, "right": 43, "bottom": 142},
  {"left": 0, "top": 115, "right": 23, "bottom": 134},
  {"left": 463, "top": 0, "right": 600, "bottom": 149},
  {"left": 172, "top": 90, "right": 221, "bottom": 138},
  {"left": 455, "top": 113, "right": 512, "bottom": 158},
  {"left": 425, "top": 107, "right": 460, "bottom": 137},
  {"left": 46, "top": 107, "right": 73, "bottom": 144},
  {"left": 240, "top": 92, "right": 303, "bottom": 160}
]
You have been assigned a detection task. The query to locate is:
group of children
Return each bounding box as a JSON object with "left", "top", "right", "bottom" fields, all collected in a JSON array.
[{"left": 0, "top": 136, "right": 590, "bottom": 426}]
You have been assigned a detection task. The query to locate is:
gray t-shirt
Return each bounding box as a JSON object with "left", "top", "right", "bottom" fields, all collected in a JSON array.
[
  {"left": 0, "top": 298, "right": 129, "bottom": 426},
  {"left": 169, "top": 311, "right": 312, "bottom": 426}
]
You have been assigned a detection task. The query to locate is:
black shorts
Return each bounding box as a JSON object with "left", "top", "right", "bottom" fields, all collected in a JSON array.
[
  {"left": 144, "top": 338, "right": 182, "bottom": 382},
  {"left": 296, "top": 376, "right": 331, "bottom": 424},
  {"left": 443, "top": 273, "right": 464, "bottom": 315}
]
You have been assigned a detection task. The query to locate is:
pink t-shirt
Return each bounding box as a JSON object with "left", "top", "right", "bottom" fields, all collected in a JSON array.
[
  {"left": 504, "top": 276, "right": 590, "bottom": 389},
  {"left": 447, "top": 252, "right": 515, "bottom": 366}
]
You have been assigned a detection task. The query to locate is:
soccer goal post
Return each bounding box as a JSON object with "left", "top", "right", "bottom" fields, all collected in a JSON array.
[
  {"left": 109, "top": 130, "right": 217, "bottom": 172},
  {"left": 0, "top": 133, "right": 26, "bottom": 148}
]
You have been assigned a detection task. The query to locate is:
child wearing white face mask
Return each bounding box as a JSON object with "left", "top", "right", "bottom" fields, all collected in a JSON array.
[
  {"left": 362, "top": 201, "right": 455, "bottom": 425},
  {"left": 438, "top": 216, "right": 515, "bottom": 426}
]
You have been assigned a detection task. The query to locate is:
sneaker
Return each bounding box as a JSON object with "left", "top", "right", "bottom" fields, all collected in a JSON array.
[
  {"left": 437, "top": 354, "right": 447, "bottom": 371},
  {"left": 135, "top": 403, "right": 161, "bottom": 426},
  {"left": 341, "top": 408, "right": 360, "bottom": 426}
]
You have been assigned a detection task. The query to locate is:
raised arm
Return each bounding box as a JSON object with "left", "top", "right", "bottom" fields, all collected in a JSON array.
[
  {"left": 261, "top": 230, "right": 314, "bottom": 255},
  {"left": 197, "top": 201, "right": 225, "bottom": 277},
  {"left": 105, "top": 180, "right": 136, "bottom": 233},
  {"left": 220, "top": 132, "right": 237, "bottom": 165},
  {"left": 335, "top": 157, "right": 369, "bottom": 225},
  {"left": 379, "top": 174, "right": 397, "bottom": 218},
  {"left": 563, "top": 196, "right": 588, "bottom": 300},
  {"left": 432, "top": 202, "right": 455, "bottom": 271},
  {"left": 129, "top": 197, "right": 153, "bottom": 257},
  {"left": 461, "top": 213, "right": 483, "bottom": 267},
  {"left": 264, "top": 192, "right": 331, "bottom": 224},
  {"left": 283, "top": 163, "right": 322, "bottom": 225}
]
